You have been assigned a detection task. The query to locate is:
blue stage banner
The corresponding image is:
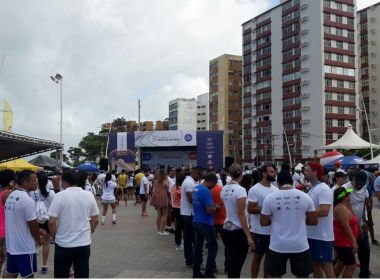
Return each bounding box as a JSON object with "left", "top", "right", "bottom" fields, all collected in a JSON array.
[
  {"left": 107, "top": 132, "right": 136, "bottom": 171},
  {"left": 196, "top": 131, "right": 223, "bottom": 170}
]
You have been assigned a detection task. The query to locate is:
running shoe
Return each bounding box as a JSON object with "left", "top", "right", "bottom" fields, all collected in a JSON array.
[
  {"left": 41, "top": 266, "right": 48, "bottom": 274},
  {"left": 112, "top": 220, "right": 116, "bottom": 225}
]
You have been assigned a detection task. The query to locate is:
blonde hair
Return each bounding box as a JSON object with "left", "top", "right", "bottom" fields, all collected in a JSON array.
[
  {"left": 156, "top": 168, "right": 167, "bottom": 183},
  {"left": 229, "top": 163, "right": 243, "bottom": 179}
]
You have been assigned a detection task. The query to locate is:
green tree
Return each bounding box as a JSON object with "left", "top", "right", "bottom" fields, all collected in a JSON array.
[
  {"left": 112, "top": 117, "right": 128, "bottom": 132},
  {"left": 67, "top": 146, "right": 85, "bottom": 166},
  {"left": 78, "top": 132, "right": 107, "bottom": 161}
]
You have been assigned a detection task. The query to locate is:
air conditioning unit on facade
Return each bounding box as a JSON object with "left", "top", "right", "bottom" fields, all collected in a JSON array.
[
  {"left": 372, "top": 64, "right": 377, "bottom": 69},
  {"left": 301, "top": 42, "right": 309, "bottom": 48},
  {"left": 300, "top": 3, "right": 308, "bottom": 10},
  {"left": 371, "top": 41, "right": 376, "bottom": 46},
  {"left": 300, "top": 29, "right": 309, "bottom": 36},
  {"left": 371, "top": 17, "right": 376, "bottom": 22},
  {"left": 371, "top": 52, "right": 377, "bottom": 57},
  {"left": 301, "top": 93, "right": 310, "bottom": 99},
  {"left": 372, "top": 88, "right": 377, "bottom": 92},
  {"left": 301, "top": 67, "right": 309, "bottom": 73},
  {"left": 372, "top": 123, "right": 377, "bottom": 128},
  {"left": 370, "top": 29, "right": 376, "bottom": 33},
  {"left": 300, "top": 16, "right": 309, "bottom": 23},
  {"left": 301, "top": 106, "right": 310, "bottom": 111},
  {"left": 372, "top": 99, "right": 377, "bottom": 104},
  {"left": 301, "top": 55, "right": 309, "bottom": 61},
  {"left": 301, "top": 80, "right": 310, "bottom": 86},
  {"left": 372, "top": 111, "right": 378, "bottom": 116},
  {"left": 302, "top": 119, "right": 310, "bottom": 125},
  {"left": 372, "top": 76, "right": 377, "bottom": 80}
]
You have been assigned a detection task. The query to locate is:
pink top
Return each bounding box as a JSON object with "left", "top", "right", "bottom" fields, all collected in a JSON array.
[{"left": 0, "top": 189, "right": 8, "bottom": 238}]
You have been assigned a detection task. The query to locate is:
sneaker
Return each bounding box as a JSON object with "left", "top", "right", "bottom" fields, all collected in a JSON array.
[
  {"left": 185, "top": 263, "right": 193, "bottom": 268},
  {"left": 372, "top": 240, "right": 380, "bottom": 246},
  {"left": 41, "top": 266, "right": 48, "bottom": 274},
  {"left": 157, "top": 231, "right": 162, "bottom": 235},
  {"left": 175, "top": 245, "right": 184, "bottom": 251},
  {"left": 159, "top": 231, "right": 169, "bottom": 236},
  {"left": 101, "top": 221, "right": 105, "bottom": 225},
  {"left": 112, "top": 220, "right": 116, "bottom": 225}
]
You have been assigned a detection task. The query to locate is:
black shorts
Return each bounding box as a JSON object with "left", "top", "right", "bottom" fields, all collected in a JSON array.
[
  {"left": 135, "top": 188, "right": 140, "bottom": 195},
  {"left": 254, "top": 233, "right": 270, "bottom": 255},
  {"left": 122, "top": 188, "right": 128, "bottom": 194},
  {"left": 127, "top": 186, "right": 134, "bottom": 191},
  {"left": 140, "top": 194, "right": 148, "bottom": 202},
  {"left": 39, "top": 221, "right": 49, "bottom": 234},
  {"left": 334, "top": 246, "right": 356, "bottom": 266},
  {"left": 268, "top": 249, "right": 313, "bottom": 278}
]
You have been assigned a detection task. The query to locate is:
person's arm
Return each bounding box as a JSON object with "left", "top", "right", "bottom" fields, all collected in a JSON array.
[
  {"left": 260, "top": 196, "right": 272, "bottom": 226},
  {"left": 306, "top": 211, "right": 318, "bottom": 225},
  {"left": 1, "top": 189, "right": 11, "bottom": 206},
  {"left": 316, "top": 204, "right": 331, "bottom": 217},
  {"left": 260, "top": 214, "right": 271, "bottom": 226},
  {"left": 237, "top": 197, "right": 254, "bottom": 246},
  {"left": 90, "top": 215, "right": 98, "bottom": 233},
  {"left": 27, "top": 220, "right": 43, "bottom": 245},
  {"left": 335, "top": 207, "right": 358, "bottom": 252},
  {"left": 48, "top": 217, "right": 57, "bottom": 239},
  {"left": 247, "top": 201, "right": 261, "bottom": 214}
]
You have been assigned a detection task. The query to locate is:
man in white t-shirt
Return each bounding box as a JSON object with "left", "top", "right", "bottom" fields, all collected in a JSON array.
[
  {"left": 48, "top": 170, "right": 99, "bottom": 278},
  {"left": 343, "top": 171, "right": 371, "bottom": 278},
  {"left": 261, "top": 171, "right": 317, "bottom": 278},
  {"left": 248, "top": 165, "right": 278, "bottom": 278},
  {"left": 180, "top": 167, "right": 202, "bottom": 267},
  {"left": 166, "top": 166, "right": 176, "bottom": 233},
  {"left": 304, "top": 163, "right": 335, "bottom": 278},
  {"left": 139, "top": 169, "right": 150, "bottom": 216},
  {"left": 5, "top": 170, "right": 46, "bottom": 278}
]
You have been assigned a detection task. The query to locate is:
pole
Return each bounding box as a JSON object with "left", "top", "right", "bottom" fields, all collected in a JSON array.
[
  {"left": 59, "top": 78, "right": 63, "bottom": 170},
  {"left": 137, "top": 99, "right": 141, "bottom": 168},
  {"left": 282, "top": 124, "right": 293, "bottom": 167},
  {"left": 360, "top": 92, "right": 373, "bottom": 159}
]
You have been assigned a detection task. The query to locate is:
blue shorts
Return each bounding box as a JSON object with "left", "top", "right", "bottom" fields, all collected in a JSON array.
[
  {"left": 308, "top": 239, "right": 333, "bottom": 262},
  {"left": 6, "top": 253, "right": 37, "bottom": 277}
]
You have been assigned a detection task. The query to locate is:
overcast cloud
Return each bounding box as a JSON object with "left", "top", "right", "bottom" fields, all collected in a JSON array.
[{"left": 0, "top": 0, "right": 377, "bottom": 151}]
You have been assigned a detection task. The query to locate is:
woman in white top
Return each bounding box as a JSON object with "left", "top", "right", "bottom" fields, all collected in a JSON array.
[
  {"left": 100, "top": 173, "right": 117, "bottom": 225},
  {"left": 220, "top": 163, "right": 253, "bottom": 278},
  {"left": 31, "top": 172, "right": 55, "bottom": 274}
]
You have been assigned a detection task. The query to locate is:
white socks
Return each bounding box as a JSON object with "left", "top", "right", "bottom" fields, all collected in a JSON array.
[
  {"left": 101, "top": 216, "right": 105, "bottom": 224},
  {"left": 112, "top": 214, "right": 116, "bottom": 221}
]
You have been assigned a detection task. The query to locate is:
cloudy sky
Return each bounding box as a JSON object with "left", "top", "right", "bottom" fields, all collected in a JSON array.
[{"left": 0, "top": 0, "right": 377, "bottom": 151}]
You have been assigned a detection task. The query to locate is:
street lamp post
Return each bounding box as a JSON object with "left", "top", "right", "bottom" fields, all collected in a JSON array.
[
  {"left": 50, "top": 73, "right": 63, "bottom": 170},
  {"left": 357, "top": 92, "right": 373, "bottom": 159}
]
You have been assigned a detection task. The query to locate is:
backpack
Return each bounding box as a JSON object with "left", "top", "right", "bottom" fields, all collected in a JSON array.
[{"left": 34, "top": 192, "right": 49, "bottom": 224}]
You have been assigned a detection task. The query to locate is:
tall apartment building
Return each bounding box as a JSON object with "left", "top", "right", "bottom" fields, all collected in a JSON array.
[
  {"left": 209, "top": 54, "right": 242, "bottom": 164},
  {"left": 242, "top": 0, "right": 358, "bottom": 168},
  {"left": 168, "top": 98, "right": 197, "bottom": 130},
  {"left": 358, "top": 3, "right": 380, "bottom": 145},
  {"left": 155, "top": 119, "right": 169, "bottom": 131},
  {"left": 196, "top": 93, "right": 210, "bottom": 131}
]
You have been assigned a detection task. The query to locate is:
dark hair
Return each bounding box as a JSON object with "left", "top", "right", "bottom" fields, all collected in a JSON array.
[
  {"left": 104, "top": 172, "right": 112, "bottom": 187},
  {"left": 191, "top": 166, "right": 203, "bottom": 176},
  {"left": 157, "top": 168, "right": 167, "bottom": 184},
  {"left": 251, "top": 170, "right": 262, "bottom": 185},
  {"left": 37, "top": 172, "right": 49, "bottom": 198},
  {"left": 0, "top": 169, "right": 15, "bottom": 189},
  {"left": 175, "top": 171, "right": 186, "bottom": 187},
  {"left": 16, "top": 170, "right": 35, "bottom": 186},
  {"left": 281, "top": 161, "right": 291, "bottom": 173},
  {"left": 62, "top": 170, "right": 79, "bottom": 186},
  {"left": 277, "top": 171, "right": 293, "bottom": 186},
  {"left": 260, "top": 165, "right": 273, "bottom": 176},
  {"left": 203, "top": 172, "right": 218, "bottom": 184},
  {"left": 240, "top": 174, "right": 253, "bottom": 193},
  {"left": 353, "top": 170, "right": 367, "bottom": 188},
  {"left": 78, "top": 171, "right": 88, "bottom": 190}
]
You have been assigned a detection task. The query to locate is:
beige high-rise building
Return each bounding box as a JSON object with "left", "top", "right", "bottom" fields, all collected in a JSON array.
[{"left": 209, "top": 54, "right": 242, "bottom": 164}]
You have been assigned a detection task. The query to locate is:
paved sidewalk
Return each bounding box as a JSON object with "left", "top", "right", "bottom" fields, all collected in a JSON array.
[{"left": 36, "top": 197, "right": 380, "bottom": 278}]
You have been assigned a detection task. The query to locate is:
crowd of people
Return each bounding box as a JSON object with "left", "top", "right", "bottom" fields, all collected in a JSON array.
[{"left": 0, "top": 160, "right": 379, "bottom": 278}]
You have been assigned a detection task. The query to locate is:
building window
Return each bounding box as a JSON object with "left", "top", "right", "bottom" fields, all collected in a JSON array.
[
  {"left": 337, "top": 93, "right": 345, "bottom": 101},
  {"left": 338, "top": 107, "right": 345, "bottom": 114},
  {"left": 338, "top": 119, "right": 345, "bottom": 127},
  {"left": 326, "top": 106, "right": 333, "bottom": 113},
  {"left": 326, "top": 119, "right": 333, "bottom": 127},
  {"left": 326, "top": 133, "right": 333, "bottom": 140}
]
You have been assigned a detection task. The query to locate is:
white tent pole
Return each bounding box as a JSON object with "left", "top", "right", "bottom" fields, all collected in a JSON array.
[{"left": 359, "top": 92, "right": 373, "bottom": 159}]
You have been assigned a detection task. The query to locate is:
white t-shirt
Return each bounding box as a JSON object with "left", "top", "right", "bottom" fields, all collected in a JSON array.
[
  {"left": 127, "top": 176, "right": 134, "bottom": 187},
  {"left": 101, "top": 181, "right": 117, "bottom": 201},
  {"left": 180, "top": 176, "right": 197, "bottom": 216},
  {"left": 248, "top": 183, "right": 278, "bottom": 234},
  {"left": 30, "top": 189, "right": 56, "bottom": 210},
  {"left": 306, "top": 182, "right": 334, "bottom": 241},
  {"left": 343, "top": 182, "right": 369, "bottom": 226},
  {"left": 85, "top": 184, "right": 96, "bottom": 196},
  {"left": 140, "top": 176, "right": 149, "bottom": 195},
  {"left": 262, "top": 189, "right": 315, "bottom": 253},
  {"left": 112, "top": 175, "right": 117, "bottom": 182},
  {"left": 48, "top": 187, "right": 99, "bottom": 248},
  {"left": 221, "top": 183, "right": 247, "bottom": 229},
  {"left": 46, "top": 180, "right": 54, "bottom": 191},
  {"left": 293, "top": 172, "right": 305, "bottom": 186},
  {"left": 168, "top": 176, "right": 176, "bottom": 203},
  {"left": 5, "top": 190, "right": 37, "bottom": 254}
]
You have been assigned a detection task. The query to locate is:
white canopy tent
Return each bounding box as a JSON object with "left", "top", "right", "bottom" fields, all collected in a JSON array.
[
  {"left": 359, "top": 154, "right": 380, "bottom": 165},
  {"left": 322, "top": 124, "right": 380, "bottom": 150}
]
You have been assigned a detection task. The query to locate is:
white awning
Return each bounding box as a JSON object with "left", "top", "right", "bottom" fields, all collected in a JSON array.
[{"left": 322, "top": 124, "right": 380, "bottom": 150}]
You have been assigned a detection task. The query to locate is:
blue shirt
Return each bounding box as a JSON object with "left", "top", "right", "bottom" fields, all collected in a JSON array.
[
  {"left": 374, "top": 176, "right": 380, "bottom": 193},
  {"left": 192, "top": 184, "right": 213, "bottom": 226}
]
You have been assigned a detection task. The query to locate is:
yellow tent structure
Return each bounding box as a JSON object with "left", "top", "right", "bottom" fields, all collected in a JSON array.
[{"left": 0, "top": 159, "right": 39, "bottom": 172}]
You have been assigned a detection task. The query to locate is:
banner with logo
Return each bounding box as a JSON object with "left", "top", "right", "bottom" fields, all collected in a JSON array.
[
  {"left": 135, "top": 131, "right": 196, "bottom": 147},
  {"left": 107, "top": 132, "right": 136, "bottom": 171},
  {"left": 196, "top": 131, "right": 223, "bottom": 170},
  {"left": 141, "top": 150, "right": 197, "bottom": 169}
]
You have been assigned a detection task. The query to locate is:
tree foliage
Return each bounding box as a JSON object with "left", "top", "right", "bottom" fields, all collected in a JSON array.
[
  {"left": 49, "top": 151, "right": 69, "bottom": 162},
  {"left": 78, "top": 132, "right": 107, "bottom": 161},
  {"left": 67, "top": 146, "right": 85, "bottom": 167},
  {"left": 112, "top": 117, "right": 128, "bottom": 132}
]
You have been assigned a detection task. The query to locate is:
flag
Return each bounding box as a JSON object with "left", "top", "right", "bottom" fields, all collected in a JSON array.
[{"left": 3, "top": 100, "right": 12, "bottom": 132}]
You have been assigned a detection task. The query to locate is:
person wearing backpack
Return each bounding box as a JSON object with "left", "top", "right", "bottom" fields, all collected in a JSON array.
[{"left": 30, "top": 172, "right": 55, "bottom": 274}]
